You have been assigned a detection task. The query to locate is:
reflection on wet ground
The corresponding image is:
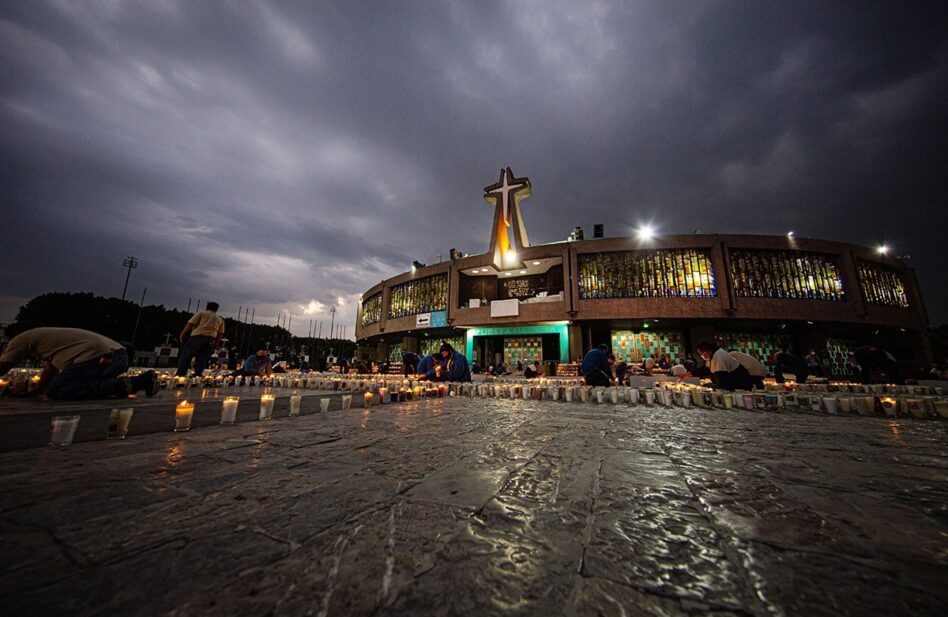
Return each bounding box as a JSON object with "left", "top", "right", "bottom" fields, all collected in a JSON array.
[{"left": 0, "top": 398, "right": 945, "bottom": 616}]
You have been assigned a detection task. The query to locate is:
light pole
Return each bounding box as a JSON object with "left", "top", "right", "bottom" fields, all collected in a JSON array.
[
  {"left": 121, "top": 256, "right": 138, "bottom": 302},
  {"left": 329, "top": 305, "right": 336, "bottom": 340}
]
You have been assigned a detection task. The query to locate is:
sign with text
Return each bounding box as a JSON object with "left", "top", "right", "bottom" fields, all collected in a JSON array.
[{"left": 416, "top": 313, "right": 431, "bottom": 328}]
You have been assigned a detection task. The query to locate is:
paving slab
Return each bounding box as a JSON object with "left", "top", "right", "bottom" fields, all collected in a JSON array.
[{"left": 0, "top": 397, "right": 946, "bottom": 616}]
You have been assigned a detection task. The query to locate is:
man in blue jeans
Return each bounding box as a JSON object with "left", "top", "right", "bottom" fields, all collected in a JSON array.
[
  {"left": 0, "top": 325, "right": 158, "bottom": 399},
  {"left": 176, "top": 301, "right": 225, "bottom": 377}
]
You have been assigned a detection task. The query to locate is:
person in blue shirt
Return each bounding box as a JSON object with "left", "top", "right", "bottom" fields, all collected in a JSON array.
[
  {"left": 230, "top": 349, "right": 272, "bottom": 378},
  {"left": 581, "top": 344, "right": 614, "bottom": 386},
  {"left": 416, "top": 352, "right": 439, "bottom": 377},
  {"left": 423, "top": 342, "right": 471, "bottom": 382}
]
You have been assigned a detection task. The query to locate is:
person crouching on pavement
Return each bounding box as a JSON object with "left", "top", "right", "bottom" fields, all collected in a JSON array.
[
  {"left": 581, "top": 344, "right": 614, "bottom": 387},
  {"left": 422, "top": 343, "right": 472, "bottom": 382},
  {"left": 0, "top": 324, "right": 158, "bottom": 399},
  {"left": 230, "top": 349, "right": 272, "bottom": 380},
  {"left": 696, "top": 341, "right": 754, "bottom": 391}
]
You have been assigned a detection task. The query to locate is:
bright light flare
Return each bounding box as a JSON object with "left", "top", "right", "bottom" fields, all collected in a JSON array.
[
  {"left": 636, "top": 224, "right": 656, "bottom": 241},
  {"left": 877, "top": 245, "right": 889, "bottom": 255}
]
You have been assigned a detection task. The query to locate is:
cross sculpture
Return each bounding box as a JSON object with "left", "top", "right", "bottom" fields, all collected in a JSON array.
[{"left": 483, "top": 167, "right": 532, "bottom": 270}]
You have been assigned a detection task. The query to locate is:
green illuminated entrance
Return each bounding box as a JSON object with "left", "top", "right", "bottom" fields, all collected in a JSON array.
[{"left": 464, "top": 324, "right": 570, "bottom": 364}]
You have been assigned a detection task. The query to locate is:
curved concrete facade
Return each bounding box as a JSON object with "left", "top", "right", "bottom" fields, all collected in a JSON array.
[{"left": 355, "top": 234, "right": 929, "bottom": 374}]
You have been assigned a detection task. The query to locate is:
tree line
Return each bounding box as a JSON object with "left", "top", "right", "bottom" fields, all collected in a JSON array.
[{"left": 11, "top": 292, "right": 355, "bottom": 368}]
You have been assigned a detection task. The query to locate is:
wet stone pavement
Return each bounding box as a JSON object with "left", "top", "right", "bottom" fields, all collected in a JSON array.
[{"left": 1, "top": 397, "right": 946, "bottom": 616}]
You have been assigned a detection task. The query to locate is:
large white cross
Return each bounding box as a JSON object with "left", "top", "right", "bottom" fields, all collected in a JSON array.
[{"left": 487, "top": 168, "right": 528, "bottom": 226}]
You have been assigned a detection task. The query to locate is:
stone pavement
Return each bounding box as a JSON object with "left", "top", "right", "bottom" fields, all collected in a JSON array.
[{"left": 1, "top": 397, "right": 946, "bottom": 616}]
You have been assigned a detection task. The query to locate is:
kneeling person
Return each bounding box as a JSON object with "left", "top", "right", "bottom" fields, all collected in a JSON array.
[
  {"left": 696, "top": 342, "right": 753, "bottom": 391},
  {"left": 0, "top": 325, "right": 157, "bottom": 399},
  {"left": 424, "top": 343, "right": 471, "bottom": 382}
]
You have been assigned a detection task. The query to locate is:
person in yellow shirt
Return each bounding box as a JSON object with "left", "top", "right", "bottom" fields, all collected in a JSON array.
[{"left": 175, "top": 301, "right": 224, "bottom": 377}]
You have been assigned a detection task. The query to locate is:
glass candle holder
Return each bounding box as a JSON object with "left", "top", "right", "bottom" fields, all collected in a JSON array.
[
  {"left": 175, "top": 401, "right": 194, "bottom": 432},
  {"left": 221, "top": 396, "right": 239, "bottom": 424},
  {"left": 259, "top": 394, "right": 275, "bottom": 420},
  {"left": 107, "top": 408, "right": 134, "bottom": 439},
  {"left": 289, "top": 391, "right": 302, "bottom": 416}
]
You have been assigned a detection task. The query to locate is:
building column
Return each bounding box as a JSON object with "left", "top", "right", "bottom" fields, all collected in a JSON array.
[{"left": 568, "top": 325, "right": 583, "bottom": 364}]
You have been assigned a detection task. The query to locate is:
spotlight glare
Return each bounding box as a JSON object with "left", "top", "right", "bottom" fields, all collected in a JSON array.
[
  {"left": 787, "top": 231, "right": 794, "bottom": 237},
  {"left": 636, "top": 225, "right": 656, "bottom": 241},
  {"left": 877, "top": 244, "right": 889, "bottom": 255}
]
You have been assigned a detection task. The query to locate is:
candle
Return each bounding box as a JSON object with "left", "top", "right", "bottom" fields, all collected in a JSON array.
[
  {"left": 107, "top": 408, "right": 134, "bottom": 439},
  {"left": 341, "top": 394, "right": 352, "bottom": 409},
  {"left": 175, "top": 401, "right": 194, "bottom": 432},
  {"left": 289, "top": 391, "right": 302, "bottom": 416},
  {"left": 364, "top": 391, "right": 374, "bottom": 408},
  {"left": 221, "top": 396, "right": 239, "bottom": 424},
  {"left": 378, "top": 387, "right": 389, "bottom": 404},
  {"left": 259, "top": 394, "right": 275, "bottom": 420}
]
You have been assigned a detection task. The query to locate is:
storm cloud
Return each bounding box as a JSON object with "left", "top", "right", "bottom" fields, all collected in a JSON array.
[{"left": 2, "top": 0, "right": 946, "bottom": 332}]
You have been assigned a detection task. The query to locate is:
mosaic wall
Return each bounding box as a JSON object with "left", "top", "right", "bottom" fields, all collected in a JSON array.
[
  {"left": 360, "top": 293, "right": 382, "bottom": 326},
  {"left": 504, "top": 336, "right": 543, "bottom": 366},
  {"left": 729, "top": 249, "right": 845, "bottom": 301},
  {"left": 610, "top": 331, "right": 686, "bottom": 364},
  {"left": 857, "top": 260, "right": 909, "bottom": 308},
  {"left": 388, "top": 274, "right": 448, "bottom": 319},
  {"left": 825, "top": 338, "right": 856, "bottom": 377},
  {"left": 386, "top": 336, "right": 466, "bottom": 364},
  {"left": 715, "top": 332, "right": 792, "bottom": 371},
  {"left": 578, "top": 249, "right": 717, "bottom": 299},
  {"left": 419, "top": 336, "right": 465, "bottom": 357}
]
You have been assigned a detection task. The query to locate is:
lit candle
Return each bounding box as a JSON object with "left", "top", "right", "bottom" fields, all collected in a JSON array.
[
  {"left": 378, "top": 387, "right": 389, "bottom": 404},
  {"left": 259, "top": 394, "right": 275, "bottom": 420},
  {"left": 289, "top": 391, "right": 302, "bottom": 416},
  {"left": 221, "top": 396, "right": 239, "bottom": 425},
  {"left": 364, "top": 391, "right": 374, "bottom": 408},
  {"left": 107, "top": 408, "right": 134, "bottom": 439},
  {"left": 175, "top": 401, "right": 194, "bottom": 432}
]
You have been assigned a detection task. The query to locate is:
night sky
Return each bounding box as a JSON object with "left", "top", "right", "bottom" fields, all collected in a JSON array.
[{"left": 2, "top": 1, "right": 946, "bottom": 333}]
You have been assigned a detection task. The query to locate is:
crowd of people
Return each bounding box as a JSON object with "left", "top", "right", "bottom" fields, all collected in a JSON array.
[{"left": 2, "top": 299, "right": 943, "bottom": 400}]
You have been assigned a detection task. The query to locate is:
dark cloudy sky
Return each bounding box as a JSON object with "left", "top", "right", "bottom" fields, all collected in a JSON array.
[{"left": 2, "top": 1, "right": 946, "bottom": 333}]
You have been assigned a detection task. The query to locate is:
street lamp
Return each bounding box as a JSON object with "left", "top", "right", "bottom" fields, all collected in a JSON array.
[{"left": 636, "top": 225, "right": 656, "bottom": 242}]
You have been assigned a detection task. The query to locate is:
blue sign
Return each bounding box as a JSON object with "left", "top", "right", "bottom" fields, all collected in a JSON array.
[{"left": 430, "top": 310, "right": 447, "bottom": 327}]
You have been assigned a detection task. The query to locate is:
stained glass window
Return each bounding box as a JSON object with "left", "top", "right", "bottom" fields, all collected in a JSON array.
[
  {"left": 578, "top": 249, "right": 717, "bottom": 299},
  {"left": 387, "top": 274, "right": 448, "bottom": 319},
  {"left": 729, "top": 250, "right": 844, "bottom": 301},
  {"left": 857, "top": 261, "right": 908, "bottom": 308},
  {"left": 360, "top": 293, "right": 382, "bottom": 326}
]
